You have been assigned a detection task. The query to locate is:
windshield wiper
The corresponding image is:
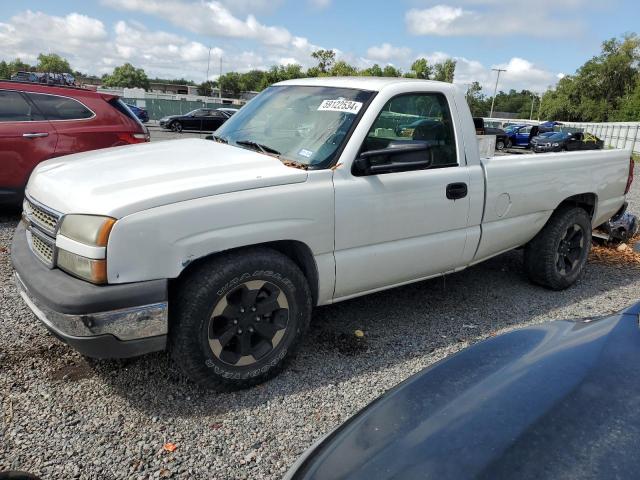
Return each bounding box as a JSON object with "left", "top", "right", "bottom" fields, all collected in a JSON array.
[
  {"left": 235, "top": 140, "right": 281, "bottom": 156},
  {"left": 212, "top": 134, "right": 228, "bottom": 144}
]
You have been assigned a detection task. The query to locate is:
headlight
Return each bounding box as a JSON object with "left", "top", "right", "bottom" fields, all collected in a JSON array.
[
  {"left": 59, "top": 215, "right": 115, "bottom": 247},
  {"left": 57, "top": 214, "right": 115, "bottom": 284},
  {"left": 57, "top": 250, "right": 107, "bottom": 284}
]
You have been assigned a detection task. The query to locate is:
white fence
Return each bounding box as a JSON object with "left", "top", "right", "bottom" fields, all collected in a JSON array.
[{"left": 483, "top": 117, "right": 640, "bottom": 154}]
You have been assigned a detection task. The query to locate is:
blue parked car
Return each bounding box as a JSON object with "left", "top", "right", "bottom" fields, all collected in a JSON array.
[
  {"left": 125, "top": 103, "right": 149, "bottom": 123},
  {"left": 506, "top": 124, "right": 540, "bottom": 148}
]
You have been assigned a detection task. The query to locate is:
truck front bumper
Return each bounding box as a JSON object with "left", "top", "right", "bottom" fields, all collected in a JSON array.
[{"left": 11, "top": 223, "right": 168, "bottom": 358}]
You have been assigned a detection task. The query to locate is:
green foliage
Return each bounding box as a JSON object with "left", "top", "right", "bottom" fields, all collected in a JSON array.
[
  {"left": 37, "top": 53, "right": 71, "bottom": 73},
  {"left": 540, "top": 34, "right": 640, "bottom": 121},
  {"left": 330, "top": 60, "right": 358, "bottom": 77},
  {"left": 102, "top": 63, "right": 150, "bottom": 89},
  {"left": 433, "top": 59, "right": 456, "bottom": 83},
  {"left": 0, "top": 61, "right": 9, "bottom": 79},
  {"left": 382, "top": 65, "right": 401, "bottom": 77},
  {"left": 361, "top": 64, "right": 383, "bottom": 77},
  {"left": 466, "top": 81, "right": 486, "bottom": 116},
  {"left": 611, "top": 83, "right": 640, "bottom": 121},
  {"left": 218, "top": 71, "right": 243, "bottom": 96},
  {"left": 311, "top": 49, "right": 336, "bottom": 73},
  {"left": 409, "top": 58, "right": 433, "bottom": 80},
  {"left": 197, "top": 80, "right": 217, "bottom": 96},
  {"left": 8, "top": 58, "right": 33, "bottom": 75}
]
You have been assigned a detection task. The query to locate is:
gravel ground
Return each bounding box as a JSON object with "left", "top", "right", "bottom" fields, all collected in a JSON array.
[{"left": 2, "top": 156, "right": 640, "bottom": 479}]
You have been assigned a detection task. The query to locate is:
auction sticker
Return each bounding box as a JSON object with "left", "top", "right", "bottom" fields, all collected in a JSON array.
[
  {"left": 317, "top": 99, "right": 363, "bottom": 114},
  {"left": 298, "top": 148, "right": 313, "bottom": 158}
]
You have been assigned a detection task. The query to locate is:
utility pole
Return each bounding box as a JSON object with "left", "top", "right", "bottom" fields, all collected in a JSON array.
[
  {"left": 219, "top": 56, "right": 223, "bottom": 101},
  {"left": 489, "top": 68, "right": 506, "bottom": 118},
  {"left": 206, "top": 46, "right": 212, "bottom": 83},
  {"left": 529, "top": 93, "right": 536, "bottom": 120}
]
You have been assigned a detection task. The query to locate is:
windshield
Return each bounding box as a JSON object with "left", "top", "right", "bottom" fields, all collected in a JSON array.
[{"left": 215, "top": 85, "right": 374, "bottom": 168}]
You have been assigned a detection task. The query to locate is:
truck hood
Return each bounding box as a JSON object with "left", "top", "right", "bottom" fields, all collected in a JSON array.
[{"left": 26, "top": 139, "right": 308, "bottom": 217}]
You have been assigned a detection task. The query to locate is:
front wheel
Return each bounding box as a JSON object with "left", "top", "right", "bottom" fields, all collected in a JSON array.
[
  {"left": 524, "top": 206, "right": 592, "bottom": 290},
  {"left": 496, "top": 139, "right": 505, "bottom": 151},
  {"left": 171, "top": 121, "right": 183, "bottom": 133},
  {"left": 170, "top": 248, "right": 312, "bottom": 390}
]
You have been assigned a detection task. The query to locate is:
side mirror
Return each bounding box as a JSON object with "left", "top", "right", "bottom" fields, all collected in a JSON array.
[{"left": 354, "top": 142, "right": 432, "bottom": 175}]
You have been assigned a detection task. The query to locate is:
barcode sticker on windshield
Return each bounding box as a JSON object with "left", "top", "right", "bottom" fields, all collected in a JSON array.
[{"left": 317, "top": 99, "right": 363, "bottom": 114}]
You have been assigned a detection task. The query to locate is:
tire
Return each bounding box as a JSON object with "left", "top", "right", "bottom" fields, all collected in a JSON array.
[
  {"left": 506, "top": 139, "right": 512, "bottom": 148},
  {"left": 170, "top": 247, "right": 312, "bottom": 390},
  {"left": 496, "top": 140, "right": 505, "bottom": 151},
  {"left": 524, "top": 206, "right": 592, "bottom": 290},
  {"left": 171, "top": 121, "right": 183, "bottom": 133}
]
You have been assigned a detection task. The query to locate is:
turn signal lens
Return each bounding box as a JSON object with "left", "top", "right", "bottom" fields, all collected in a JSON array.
[{"left": 57, "top": 249, "right": 108, "bottom": 284}]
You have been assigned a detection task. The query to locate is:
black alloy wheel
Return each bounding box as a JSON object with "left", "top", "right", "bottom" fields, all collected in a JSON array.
[
  {"left": 555, "top": 224, "right": 585, "bottom": 276},
  {"left": 208, "top": 280, "right": 289, "bottom": 366}
]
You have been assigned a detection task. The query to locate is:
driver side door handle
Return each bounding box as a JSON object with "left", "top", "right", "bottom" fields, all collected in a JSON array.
[{"left": 446, "top": 182, "right": 468, "bottom": 200}]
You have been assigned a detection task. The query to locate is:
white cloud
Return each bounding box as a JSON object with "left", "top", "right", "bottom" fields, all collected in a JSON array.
[
  {"left": 366, "top": 43, "right": 412, "bottom": 63},
  {"left": 103, "top": 0, "right": 294, "bottom": 46},
  {"left": 406, "top": 3, "right": 584, "bottom": 37},
  {"left": 309, "top": 0, "right": 332, "bottom": 9}
]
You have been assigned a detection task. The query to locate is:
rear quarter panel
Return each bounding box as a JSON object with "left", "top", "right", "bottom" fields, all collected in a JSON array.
[
  {"left": 474, "top": 149, "right": 630, "bottom": 262},
  {"left": 51, "top": 94, "right": 141, "bottom": 156}
]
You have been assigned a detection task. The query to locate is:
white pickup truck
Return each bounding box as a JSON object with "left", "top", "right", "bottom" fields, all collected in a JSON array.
[{"left": 12, "top": 77, "right": 634, "bottom": 389}]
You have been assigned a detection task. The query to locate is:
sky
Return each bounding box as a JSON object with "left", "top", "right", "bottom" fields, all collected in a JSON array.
[{"left": 0, "top": 0, "right": 638, "bottom": 94}]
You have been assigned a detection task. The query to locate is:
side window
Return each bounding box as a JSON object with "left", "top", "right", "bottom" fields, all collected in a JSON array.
[
  {"left": 210, "top": 111, "right": 225, "bottom": 118},
  {"left": 27, "top": 93, "right": 93, "bottom": 121},
  {"left": 194, "top": 109, "right": 209, "bottom": 117},
  {"left": 361, "top": 93, "right": 457, "bottom": 168},
  {"left": 0, "top": 90, "right": 44, "bottom": 122}
]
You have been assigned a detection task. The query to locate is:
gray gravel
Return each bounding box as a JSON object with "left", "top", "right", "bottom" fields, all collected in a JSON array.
[{"left": 2, "top": 160, "right": 640, "bottom": 479}]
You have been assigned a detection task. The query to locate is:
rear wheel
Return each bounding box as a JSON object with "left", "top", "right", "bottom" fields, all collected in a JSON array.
[
  {"left": 170, "top": 248, "right": 312, "bottom": 390},
  {"left": 496, "top": 139, "right": 505, "bottom": 151},
  {"left": 171, "top": 121, "right": 183, "bottom": 133},
  {"left": 524, "top": 206, "right": 592, "bottom": 290}
]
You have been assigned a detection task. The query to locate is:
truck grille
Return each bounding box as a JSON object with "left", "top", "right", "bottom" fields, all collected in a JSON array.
[
  {"left": 30, "top": 231, "right": 55, "bottom": 267},
  {"left": 22, "top": 196, "right": 62, "bottom": 268},
  {"left": 24, "top": 198, "right": 61, "bottom": 236}
]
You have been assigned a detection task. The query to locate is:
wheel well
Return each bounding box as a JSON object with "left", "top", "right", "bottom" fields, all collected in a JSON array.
[
  {"left": 172, "top": 240, "right": 320, "bottom": 306},
  {"left": 556, "top": 193, "right": 597, "bottom": 219}
]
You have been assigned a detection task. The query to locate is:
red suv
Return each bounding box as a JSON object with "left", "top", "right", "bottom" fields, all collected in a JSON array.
[{"left": 0, "top": 81, "right": 150, "bottom": 206}]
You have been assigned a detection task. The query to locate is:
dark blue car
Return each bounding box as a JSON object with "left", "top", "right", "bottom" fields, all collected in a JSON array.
[{"left": 125, "top": 103, "right": 149, "bottom": 123}]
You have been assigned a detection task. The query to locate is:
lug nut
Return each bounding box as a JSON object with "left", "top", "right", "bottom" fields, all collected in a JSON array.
[
  {"left": 251, "top": 307, "right": 256, "bottom": 312},
  {"left": 256, "top": 317, "right": 261, "bottom": 322},
  {"left": 249, "top": 327, "right": 254, "bottom": 333},
  {"left": 233, "top": 319, "right": 238, "bottom": 325},
  {"left": 237, "top": 329, "right": 243, "bottom": 334},
  {"left": 240, "top": 307, "right": 245, "bottom": 313}
]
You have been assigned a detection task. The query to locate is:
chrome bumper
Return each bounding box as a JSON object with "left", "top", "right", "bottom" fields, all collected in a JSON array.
[{"left": 14, "top": 272, "right": 168, "bottom": 342}]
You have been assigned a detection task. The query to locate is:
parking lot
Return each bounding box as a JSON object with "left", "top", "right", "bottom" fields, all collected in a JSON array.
[{"left": 2, "top": 129, "right": 640, "bottom": 479}]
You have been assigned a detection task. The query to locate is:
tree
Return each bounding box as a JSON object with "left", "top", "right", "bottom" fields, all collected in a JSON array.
[
  {"left": 382, "top": 65, "right": 401, "bottom": 77},
  {"left": 197, "top": 80, "right": 217, "bottom": 96},
  {"left": 409, "top": 58, "right": 433, "bottom": 80},
  {"left": 102, "top": 63, "right": 150, "bottom": 89},
  {"left": 466, "top": 81, "right": 488, "bottom": 117},
  {"left": 37, "top": 53, "right": 71, "bottom": 73},
  {"left": 361, "top": 64, "right": 383, "bottom": 77},
  {"left": 330, "top": 60, "right": 358, "bottom": 76},
  {"left": 311, "top": 49, "right": 335, "bottom": 74},
  {"left": 433, "top": 59, "right": 456, "bottom": 83},
  {"left": 0, "top": 61, "right": 9, "bottom": 79},
  {"left": 540, "top": 34, "right": 640, "bottom": 121},
  {"left": 218, "top": 72, "right": 243, "bottom": 97},
  {"left": 8, "top": 58, "right": 32, "bottom": 75}
]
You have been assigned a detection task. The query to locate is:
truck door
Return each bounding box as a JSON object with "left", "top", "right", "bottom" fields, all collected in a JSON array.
[{"left": 332, "top": 92, "right": 472, "bottom": 299}]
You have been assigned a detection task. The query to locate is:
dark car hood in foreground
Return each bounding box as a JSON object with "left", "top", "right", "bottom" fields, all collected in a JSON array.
[{"left": 288, "top": 304, "right": 640, "bottom": 480}]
